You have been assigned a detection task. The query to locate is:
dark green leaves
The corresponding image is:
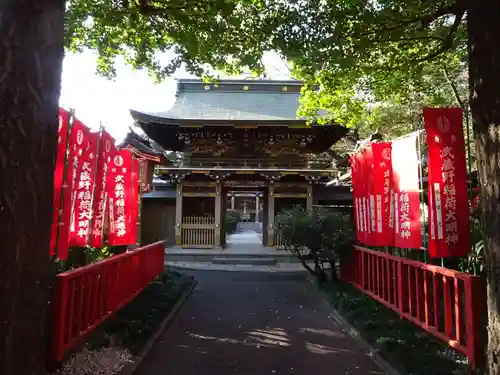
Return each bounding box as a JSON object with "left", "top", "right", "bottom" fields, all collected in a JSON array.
[
  {"left": 66, "top": 0, "right": 277, "bottom": 79},
  {"left": 270, "top": 0, "right": 467, "bottom": 129}
]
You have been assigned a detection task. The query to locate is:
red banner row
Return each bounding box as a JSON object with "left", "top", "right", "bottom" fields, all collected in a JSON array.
[
  {"left": 351, "top": 135, "right": 422, "bottom": 249},
  {"left": 50, "top": 108, "right": 140, "bottom": 260},
  {"left": 350, "top": 107, "right": 470, "bottom": 258}
]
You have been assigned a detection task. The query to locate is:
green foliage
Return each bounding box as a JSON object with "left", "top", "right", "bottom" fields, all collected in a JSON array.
[
  {"left": 224, "top": 209, "right": 241, "bottom": 235},
  {"left": 52, "top": 245, "right": 116, "bottom": 274},
  {"left": 275, "top": 206, "right": 355, "bottom": 282},
  {"left": 65, "top": 0, "right": 283, "bottom": 80},
  {"left": 270, "top": 1, "right": 469, "bottom": 132},
  {"left": 65, "top": 0, "right": 469, "bottom": 143}
]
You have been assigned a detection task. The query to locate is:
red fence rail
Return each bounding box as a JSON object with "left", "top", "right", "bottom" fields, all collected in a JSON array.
[
  {"left": 340, "top": 245, "right": 486, "bottom": 370},
  {"left": 49, "top": 241, "right": 165, "bottom": 363}
]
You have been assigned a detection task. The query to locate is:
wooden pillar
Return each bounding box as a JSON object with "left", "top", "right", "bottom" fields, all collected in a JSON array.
[
  {"left": 175, "top": 182, "right": 183, "bottom": 246},
  {"left": 214, "top": 181, "right": 222, "bottom": 247},
  {"left": 267, "top": 183, "right": 275, "bottom": 246},
  {"left": 306, "top": 184, "right": 313, "bottom": 211},
  {"left": 255, "top": 195, "right": 260, "bottom": 223}
]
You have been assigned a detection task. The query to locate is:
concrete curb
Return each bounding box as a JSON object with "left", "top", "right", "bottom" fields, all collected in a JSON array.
[
  {"left": 118, "top": 279, "right": 197, "bottom": 375},
  {"left": 305, "top": 276, "right": 402, "bottom": 375}
]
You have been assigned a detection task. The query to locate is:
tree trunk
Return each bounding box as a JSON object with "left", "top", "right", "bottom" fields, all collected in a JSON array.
[
  {"left": 0, "top": 1, "right": 65, "bottom": 374},
  {"left": 468, "top": 1, "right": 500, "bottom": 373}
]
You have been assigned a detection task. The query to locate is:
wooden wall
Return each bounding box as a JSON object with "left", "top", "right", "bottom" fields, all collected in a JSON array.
[{"left": 141, "top": 199, "right": 176, "bottom": 246}]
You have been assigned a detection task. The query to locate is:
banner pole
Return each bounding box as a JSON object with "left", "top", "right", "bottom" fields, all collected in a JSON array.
[
  {"left": 137, "top": 158, "right": 143, "bottom": 246},
  {"left": 416, "top": 121, "right": 427, "bottom": 263},
  {"left": 129, "top": 152, "right": 141, "bottom": 247},
  {"left": 86, "top": 124, "right": 103, "bottom": 248},
  {"left": 465, "top": 107, "right": 473, "bottom": 202},
  {"left": 54, "top": 109, "right": 75, "bottom": 267}
]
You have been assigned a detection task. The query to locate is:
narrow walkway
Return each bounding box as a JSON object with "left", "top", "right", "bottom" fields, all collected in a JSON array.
[
  {"left": 226, "top": 230, "right": 262, "bottom": 246},
  {"left": 226, "top": 224, "right": 264, "bottom": 252},
  {"left": 134, "top": 270, "right": 385, "bottom": 375}
]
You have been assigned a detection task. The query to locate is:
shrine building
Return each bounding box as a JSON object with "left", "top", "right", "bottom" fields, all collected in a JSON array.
[{"left": 128, "top": 79, "right": 352, "bottom": 249}]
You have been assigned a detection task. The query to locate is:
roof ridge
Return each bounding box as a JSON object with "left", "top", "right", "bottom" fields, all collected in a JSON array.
[{"left": 176, "top": 78, "right": 303, "bottom": 85}]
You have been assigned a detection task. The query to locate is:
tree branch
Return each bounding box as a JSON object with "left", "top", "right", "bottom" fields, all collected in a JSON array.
[
  {"left": 442, "top": 65, "right": 465, "bottom": 107},
  {"left": 419, "top": 7, "right": 466, "bottom": 62},
  {"left": 135, "top": 0, "right": 216, "bottom": 16},
  {"left": 355, "top": 2, "right": 463, "bottom": 37},
  {"left": 385, "top": 35, "right": 445, "bottom": 43}
]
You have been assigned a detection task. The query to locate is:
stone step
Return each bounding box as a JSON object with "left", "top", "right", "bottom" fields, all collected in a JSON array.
[
  {"left": 211, "top": 257, "right": 278, "bottom": 266},
  {"left": 164, "top": 261, "right": 307, "bottom": 273},
  {"left": 165, "top": 251, "right": 299, "bottom": 263}
]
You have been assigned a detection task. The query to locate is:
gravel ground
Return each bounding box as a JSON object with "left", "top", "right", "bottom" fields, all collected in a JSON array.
[{"left": 55, "top": 346, "right": 133, "bottom": 375}]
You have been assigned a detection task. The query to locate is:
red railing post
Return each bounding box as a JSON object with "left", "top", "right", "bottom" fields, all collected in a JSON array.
[
  {"left": 464, "top": 276, "right": 487, "bottom": 371},
  {"left": 49, "top": 276, "right": 69, "bottom": 364},
  {"left": 397, "top": 258, "right": 404, "bottom": 316}
]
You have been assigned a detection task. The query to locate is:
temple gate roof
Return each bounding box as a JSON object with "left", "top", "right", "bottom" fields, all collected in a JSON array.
[
  {"left": 131, "top": 79, "right": 313, "bottom": 123},
  {"left": 130, "top": 79, "right": 348, "bottom": 155}
]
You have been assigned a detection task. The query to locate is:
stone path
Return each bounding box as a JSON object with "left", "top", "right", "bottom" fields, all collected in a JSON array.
[
  {"left": 226, "top": 228, "right": 264, "bottom": 252},
  {"left": 226, "top": 230, "right": 262, "bottom": 246},
  {"left": 134, "top": 270, "right": 386, "bottom": 375}
]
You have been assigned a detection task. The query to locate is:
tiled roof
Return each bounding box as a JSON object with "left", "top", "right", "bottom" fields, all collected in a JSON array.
[
  {"left": 130, "top": 79, "right": 310, "bottom": 123},
  {"left": 120, "top": 131, "right": 162, "bottom": 155}
]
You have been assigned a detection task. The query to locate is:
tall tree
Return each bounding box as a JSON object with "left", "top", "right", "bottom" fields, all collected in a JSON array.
[
  {"left": 0, "top": 1, "right": 66, "bottom": 374},
  {"left": 469, "top": 3, "right": 500, "bottom": 372}
]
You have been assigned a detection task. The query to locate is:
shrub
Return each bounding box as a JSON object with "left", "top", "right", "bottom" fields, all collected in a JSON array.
[
  {"left": 52, "top": 245, "right": 117, "bottom": 274},
  {"left": 275, "top": 206, "right": 355, "bottom": 283}
]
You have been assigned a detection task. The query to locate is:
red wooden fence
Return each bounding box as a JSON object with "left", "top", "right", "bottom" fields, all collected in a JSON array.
[
  {"left": 49, "top": 241, "right": 165, "bottom": 363},
  {"left": 340, "top": 245, "right": 486, "bottom": 370}
]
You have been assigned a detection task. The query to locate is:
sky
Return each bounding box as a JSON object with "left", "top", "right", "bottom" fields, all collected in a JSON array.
[{"left": 60, "top": 51, "right": 291, "bottom": 144}]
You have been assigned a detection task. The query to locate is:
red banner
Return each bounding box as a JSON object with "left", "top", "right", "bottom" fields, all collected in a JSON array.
[
  {"left": 107, "top": 150, "right": 137, "bottom": 246},
  {"left": 371, "top": 142, "right": 394, "bottom": 246},
  {"left": 352, "top": 147, "right": 373, "bottom": 245},
  {"left": 425, "top": 107, "right": 470, "bottom": 258},
  {"left": 392, "top": 134, "right": 422, "bottom": 249},
  {"left": 89, "top": 130, "right": 116, "bottom": 248},
  {"left": 350, "top": 154, "right": 362, "bottom": 242},
  {"left": 128, "top": 158, "right": 140, "bottom": 244},
  {"left": 50, "top": 108, "right": 70, "bottom": 256},
  {"left": 57, "top": 119, "right": 92, "bottom": 259},
  {"left": 69, "top": 132, "right": 99, "bottom": 247},
  {"left": 364, "top": 146, "right": 376, "bottom": 245}
]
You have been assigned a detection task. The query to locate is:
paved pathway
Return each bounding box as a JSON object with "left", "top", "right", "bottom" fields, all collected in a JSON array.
[
  {"left": 134, "top": 270, "right": 385, "bottom": 375},
  {"left": 226, "top": 230, "right": 262, "bottom": 246},
  {"left": 226, "top": 228, "right": 264, "bottom": 252}
]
